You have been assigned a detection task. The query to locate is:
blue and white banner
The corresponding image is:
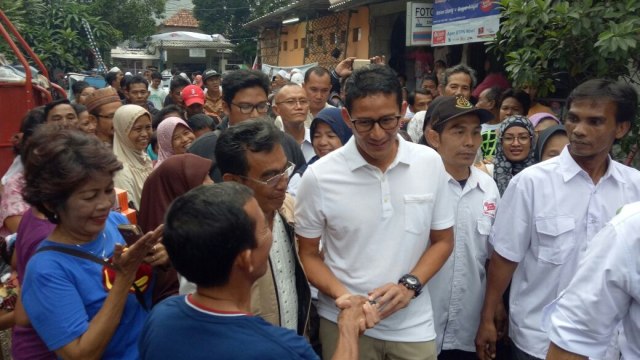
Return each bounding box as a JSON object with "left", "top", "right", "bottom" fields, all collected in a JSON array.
[{"left": 431, "top": 0, "right": 500, "bottom": 46}]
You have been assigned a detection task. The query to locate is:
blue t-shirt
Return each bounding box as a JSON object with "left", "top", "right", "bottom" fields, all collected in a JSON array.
[
  {"left": 139, "top": 295, "right": 319, "bottom": 360},
  {"left": 22, "top": 212, "right": 153, "bottom": 359}
]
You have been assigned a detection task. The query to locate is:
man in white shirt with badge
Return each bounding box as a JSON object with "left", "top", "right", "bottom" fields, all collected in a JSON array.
[
  {"left": 475, "top": 79, "right": 640, "bottom": 360},
  {"left": 296, "top": 65, "right": 454, "bottom": 360},
  {"left": 425, "top": 95, "right": 500, "bottom": 360}
]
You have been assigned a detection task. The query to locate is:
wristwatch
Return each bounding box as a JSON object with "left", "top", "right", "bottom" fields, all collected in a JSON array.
[{"left": 398, "top": 274, "right": 422, "bottom": 298}]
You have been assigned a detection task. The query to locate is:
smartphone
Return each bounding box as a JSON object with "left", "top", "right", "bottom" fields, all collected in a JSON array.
[
  {"left": 353, "top": 59, "right": 370, "bottom": 70},
  {"left": 117, "top": 224, "right": 143, "bottom": 246}
]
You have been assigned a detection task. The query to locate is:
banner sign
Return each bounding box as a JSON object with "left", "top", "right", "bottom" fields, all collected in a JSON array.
[
  {"left": 431, "top": 0, "right": 500, "bottom": 46},
  {"left": 406, "top": 2, "right": 434, "bottom": 46}
]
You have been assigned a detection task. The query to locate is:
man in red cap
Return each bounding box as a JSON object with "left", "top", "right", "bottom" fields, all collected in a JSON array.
[{"left": 181, "top": 84, "right": 206, "bottom": 118}]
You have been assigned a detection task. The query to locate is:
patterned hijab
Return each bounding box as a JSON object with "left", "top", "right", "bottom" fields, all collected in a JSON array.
[{"left": 493, "top": 115, "right": 536, "bottom": 195}]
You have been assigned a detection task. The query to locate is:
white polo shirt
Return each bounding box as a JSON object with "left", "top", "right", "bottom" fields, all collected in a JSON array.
[
  {"left": 543, "top": 201, "right": 640, "bottom": 359},
  {"left": 428, "top": 166, "right": 500, "bottom": 353},
  {"left": 295, "top": 135, "right": 455, "bottom": 342},
  {"left": 490, "top": 146, "right": 640, "bottom": 358}
]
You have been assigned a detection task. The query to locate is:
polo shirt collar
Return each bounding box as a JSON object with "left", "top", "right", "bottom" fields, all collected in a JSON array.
[
  {"left": 558, "top": 146, "right": 625, "bottom": 184},
  {"left": 343, "top": 134, "right": 409, "bottom": 171},
  {"left": 446, "top": 166, "right": 485, "bottom": 193}
]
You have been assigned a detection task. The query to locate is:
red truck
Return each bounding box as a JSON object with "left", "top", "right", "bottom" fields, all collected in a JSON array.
[{"left": 0, "top": 10, "right": 66, "bottom": 176}]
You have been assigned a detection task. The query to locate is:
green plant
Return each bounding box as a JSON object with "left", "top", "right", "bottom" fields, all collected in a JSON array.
[{"left": 492, "top": 0, "right": 640, "bottom": 161}]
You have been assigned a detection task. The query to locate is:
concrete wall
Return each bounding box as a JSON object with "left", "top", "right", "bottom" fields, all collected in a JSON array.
[
  {"left": 278, "top": 22, "right": 306, "bottom": 67},
  {"left": 345, "top": 7, "right": 370, "bottom": 59}
]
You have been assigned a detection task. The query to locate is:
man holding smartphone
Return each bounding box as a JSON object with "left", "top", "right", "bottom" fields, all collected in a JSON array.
[{"left": 296, "top": 65, "right": 454, "bottom": 359}]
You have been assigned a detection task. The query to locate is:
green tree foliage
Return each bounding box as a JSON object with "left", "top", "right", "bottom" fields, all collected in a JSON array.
[
  {"left": 1, "top": 0, "right": 165, "bottom": 73},
  {"left": 193, "top": 0, "right": 257, "bottom": 64},
  {"left": 492, "top": 0, "right": 640, "bottom": 95},
  {"left": 492, "top": 0, "right": 640, "bottom": 159},
  {"left": 87, "top": 0, "right": 166, "bottom": 41}
]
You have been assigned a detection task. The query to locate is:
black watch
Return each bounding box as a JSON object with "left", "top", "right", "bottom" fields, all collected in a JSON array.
[{"left": 398, "top": 274, "right": 422, "bottom": 298}]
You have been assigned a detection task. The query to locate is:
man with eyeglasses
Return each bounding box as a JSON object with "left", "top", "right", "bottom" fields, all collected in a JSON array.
[
  {"left": 84, "top": 87, "right": 123, "bottom": 145},
  {"left": 215, "top": 119, "right": 312, "bottom": 340},
  {"left": 475, "top": 79, "right": 640, "bottom": 360},
  {"left": 296, "top": 65, "right": 454, "bottom": 359},
  {"left": 273, "top": 83, "right": 315, "bottom": 161}
]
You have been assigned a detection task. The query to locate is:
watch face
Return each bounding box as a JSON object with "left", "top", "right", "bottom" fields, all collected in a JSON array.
[{"left": 406, "top": 277, "right": 418, "bottom": 285}]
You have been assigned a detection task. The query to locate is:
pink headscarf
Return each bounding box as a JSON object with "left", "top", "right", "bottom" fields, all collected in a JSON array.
[
  {"left": 528, "top": 112, "right": 560, "bottom": 128},
  {"left": 156, "top": 117, "right": 192, "bottom": 165}
]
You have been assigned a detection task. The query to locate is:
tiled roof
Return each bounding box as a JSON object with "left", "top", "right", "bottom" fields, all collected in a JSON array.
[{"left": 163, "top": 9, "right": 199, "bottom": 28}]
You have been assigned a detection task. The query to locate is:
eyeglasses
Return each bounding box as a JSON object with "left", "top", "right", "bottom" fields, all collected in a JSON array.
[
  {"left": 502, "top": 135, "right": 532, "bottom": 144},
  {"left": 350, "top": 115, "right": 401, "bottom": 132},
  {"left": 231, "top": 101, "right": 270, "bottom": 114},
  {"left": 238, "top": 162, "right": 295, "bottom": 187},
  {"left": 276, "top": 98, "right": 309, "bottom": 107}
]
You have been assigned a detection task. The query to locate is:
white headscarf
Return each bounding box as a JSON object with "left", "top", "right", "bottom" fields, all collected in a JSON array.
[{"left": 112, "top": 104, "right": 153, "bottom": 209}]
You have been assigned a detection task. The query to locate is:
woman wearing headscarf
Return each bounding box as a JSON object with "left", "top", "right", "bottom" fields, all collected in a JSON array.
[
  {"left": 138, "top": 153, "right": 213, "bottom": 303},
  {"left": 535, "top": 124, "right": 568, "bottom": 163},
  {"left": 493, "top": 115, "right": 536, "bottom": 195},
  {"left": 112, "top": 104, "right": 154, "bottom": 210},
  {"left": 155, "top": 117, "right": 195, "bottom": 165},
  {"left": 287, "top": 107, "right": 352, "bottom": 198}
]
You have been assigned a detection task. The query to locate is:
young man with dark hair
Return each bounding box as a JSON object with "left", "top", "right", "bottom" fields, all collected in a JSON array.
[
  {"left": 476, "top": 86, "right": 503, "bottom": 159},
  {"left": 476, "top": 79, "right": 640, "bottom": 360},
  {"left": 443, "top": 64, "right": 476, "bottom": 100},
  {"left": 296, "top": 65, "right": 454, "bottom": 359},
  {"left": 164, "top": 76, "right": 191, "bottom": 108},
  {"left": 422, "top": 74, "right": 440, "bottom": 98},
  {"left": 215, "top": 69, "right": 305, "bottom": 169},
  {"left": 405, "top": 89, "right": 433, "bottom": 121},
  {"left": 44, "top": 99, "right": 77, "bottom": 125},
  {"left": 214, "top": 120, "right": 310, "bottom": 335},
  {"left": 148, "top": 71, "right": 167, "bottom": 110},
  {"left": 425, "top": 96, "right": 500, "bottom": 360},
  {"left": 125, "top": 75, "right": 158, "bottom": 115},
  {"left": 140, "top": 182, "right": 379, "bottom": 359},
  {"left": 303, "top": 66, "right": 334, "bottom": 120}
]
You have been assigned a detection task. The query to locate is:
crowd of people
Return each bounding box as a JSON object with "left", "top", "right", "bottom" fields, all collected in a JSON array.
[{"left": 0, "top": 55, "right": 638, "bottom": 360}]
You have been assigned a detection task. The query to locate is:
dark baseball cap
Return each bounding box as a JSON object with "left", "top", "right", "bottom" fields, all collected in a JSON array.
[
  {"left": 202, "top": 69, "right": 220, "bottom": 82},
  {"left": 430, "top": 95, "right": 494, "bottom": 130}
]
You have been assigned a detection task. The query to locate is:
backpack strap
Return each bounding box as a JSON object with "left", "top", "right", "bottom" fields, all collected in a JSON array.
[{"left": 35, "top": 245, "right": 149, "bottom": 311}]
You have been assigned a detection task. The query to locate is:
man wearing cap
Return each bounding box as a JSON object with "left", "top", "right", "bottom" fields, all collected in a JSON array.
[
  {"left": 296, "top": 65, "right": 454, "bottom": 359},
  {"left": 425, "top": 96, "right": 500, "bottom": 360},
  {"left": 85, "top": 87, "right": 122, "bottom": 145},
  {"left": 203, "top": 69, "right": 223, "bottom": 123},
  {"left": 181, "top": 84, "right": 206, "bottom": 119}
]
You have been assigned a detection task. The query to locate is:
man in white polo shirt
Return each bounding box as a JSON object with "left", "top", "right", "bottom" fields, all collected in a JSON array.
[
  {"left": 295, "top": 65, "right": 454, "bottom": 360},
  {"left": 543, "top": 201, "right": 640, "bottom": 360},
  {"left": 475, "top": 79, "right": 640, "bottom": 360},
  {"left": 425, "top": 95, "right": 500, "bottom": 360}
]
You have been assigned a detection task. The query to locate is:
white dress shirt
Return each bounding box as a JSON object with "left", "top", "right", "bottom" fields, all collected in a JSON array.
[
  {"left": 295, "top": 135, "right": 455, "bottom": 342},
  {"left": 490, "top": 146, "right": 640, "bottom": 358},
  {"left": 428, "top": 166, "right": 500, "bottom": 353},
  {"left": 542, "top": 201, "right": 640, "bottom": 359}
]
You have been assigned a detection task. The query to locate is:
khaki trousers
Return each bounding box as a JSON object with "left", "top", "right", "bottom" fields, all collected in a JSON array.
[{"left": 319, "top": 317, "right": 437, "bottom": 360}]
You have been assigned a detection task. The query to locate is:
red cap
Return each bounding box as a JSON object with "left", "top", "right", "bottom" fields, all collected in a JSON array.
[{"left": 181, "top": 85, "right": 205, "bottom": 107}]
